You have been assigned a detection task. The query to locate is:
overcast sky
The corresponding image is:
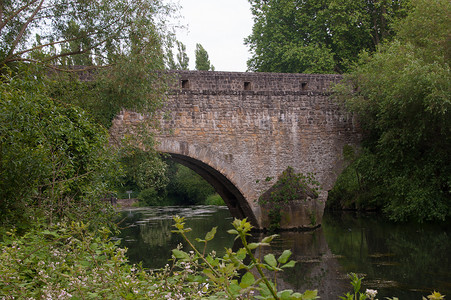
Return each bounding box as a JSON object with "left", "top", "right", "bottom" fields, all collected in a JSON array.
[{"left": 171, "top": 0, "right": 254, "bottom": 72}]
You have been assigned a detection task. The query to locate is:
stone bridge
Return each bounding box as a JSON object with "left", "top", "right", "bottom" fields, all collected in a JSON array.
[{"left": 110, "top": 71, "right": 360, "bottom": 229}]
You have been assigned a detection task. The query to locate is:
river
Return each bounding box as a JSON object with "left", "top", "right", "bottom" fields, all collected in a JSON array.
[{"left": 116, "top": 206, "right": 451, "bottom": 299}]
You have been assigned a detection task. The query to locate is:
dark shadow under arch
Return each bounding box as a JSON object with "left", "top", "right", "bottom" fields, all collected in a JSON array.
[{"left": 165, "top": 152, "right": 258, "bottom": 227}]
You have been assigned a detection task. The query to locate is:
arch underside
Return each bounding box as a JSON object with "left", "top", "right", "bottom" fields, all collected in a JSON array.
[{"left": 165, "top": 153, "right": 258, "bottom": 227}]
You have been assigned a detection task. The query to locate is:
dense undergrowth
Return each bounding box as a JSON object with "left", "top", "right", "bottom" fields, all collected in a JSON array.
[{"left": 1, "top": 218, "right": 445, "bottom": 299}]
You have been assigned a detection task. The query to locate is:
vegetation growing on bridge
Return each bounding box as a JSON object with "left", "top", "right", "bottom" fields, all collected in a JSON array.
[{"left": 258, "top": 167, "right": 320, "bottom": 230}]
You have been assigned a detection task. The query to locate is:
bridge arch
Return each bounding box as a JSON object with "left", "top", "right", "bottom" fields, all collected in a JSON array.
[{"left": 163, "top": 152, "right": 258, "bottom": 226}]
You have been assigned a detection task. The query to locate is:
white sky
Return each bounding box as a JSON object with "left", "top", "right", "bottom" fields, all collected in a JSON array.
[{"left": 171, "top": 0, "right": 254, "bottom": 72}]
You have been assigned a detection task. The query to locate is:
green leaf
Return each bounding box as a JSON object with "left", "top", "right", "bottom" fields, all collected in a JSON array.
[
  {"left": 261, "top": 234, "right": 279, "bottom": 244},
  {"left": 281, "top": 260, "right": 296, "bottom": 268},
  {"left": 264, "top": 254, "right": 277, "bottom": 268},
  {"left": 202, "top": 269, "right": 216, "bottom": 280},
  {"left": 291, "top": 292, "right": 304, "bottom": 299},
  {"left": 90, "top": 242, "right": 98, "bottom": 251},
  {"left": 240, "top": 272, "right": 255, "bottom": 288},
  {"left": 248, "top": 243, "right": 259, "bottom": 250},
  {"left": 258, "top": 282, "right": 272, "bottom": 297},
  {"left": 236, "top": 248, "right": 247, "bottom": 260},
  {"left": 277, "top": 289, "right": 293, "bottom": 300},
  {"left": 227, "top": 229, "right": 238, "bottom": 235},
  {"left": 229, "top": 281, "right": 241, "bottom": 296},
  {"left": 205, "top": 227, "right": 217, "bottom": 241},
  {"left": 301, "top": 289, "right": 319, "bottom": 299},
  {"left": 277, "top": 249, "right": 292, "bottom": 264},
  {"left": 172, "top": 249, "right": 189, "bottom": 260}
]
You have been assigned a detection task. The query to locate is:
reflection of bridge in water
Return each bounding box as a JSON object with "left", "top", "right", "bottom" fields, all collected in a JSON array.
[
  {"left": 111, "top": 71, "right": 360, "bottom": 228},
  {"left": 252, "top": 229, "right": 348, "bottom": 298}
]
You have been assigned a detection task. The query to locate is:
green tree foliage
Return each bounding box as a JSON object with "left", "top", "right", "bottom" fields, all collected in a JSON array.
[
  {"left": 245, "top": 0, "right": 411, "bottom": 73},
  {"left": 119, "top": 148, "right": 169, "bottom": 206},
  {"left": 1, "top": 0, "right": 175, "bottom": 128},
  {"left": 0, "top": 0, "right": 177, "bottom": 229},
  {"left": 0, "top": 0, "right": 173, "bottom": 69},
  {"left": 120, "top": 150, "right": 168, "bottom": 193},
  {"left": 0, "top": 70, "right": 119, "bottom": 229},
  {"left": 195, "top": 43, "right": 214, "bottom": 71},
  {"left": 331, "top": 0, "right": 451, "bottom": 222},
  {"left": 174, "top": 41, "right": 190, "bottom": 70},
  {"left": 0, "top": 0, "right": 177, "bottom": 220},
  {"left": 205, "top": 193, "right": 225, "bottom": 206},
  {"left": 121, "top": 159, "right": 222, "bottom": 207},
  {"left": 167, "top": 41, "right": 190, "bottom": 70},
  {"left": 166, "top": 162, "right": 216, "bottom": 205},
  {"left": 176, "top": 41, "right": 190, "bottom": 70}
]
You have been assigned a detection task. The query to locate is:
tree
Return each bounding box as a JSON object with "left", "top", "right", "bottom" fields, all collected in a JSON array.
[
  {"left": 0, "top": 0, "right": 178, "bottom": 229},
  {"left": 195, "top": 43, "right": 214, "bottom": 71},
  {"left": 0, "top": 0, "right": 174, "bottom": 70},
  {"left": 167, "top": 41, "right": 190, "bottom": 70},
  {"left": 0, "top": 69, "right": 120, "bottom": 229},
  {"left": 330, "top": 0, "right": 451, "bottom": 222},
  {"left": 245, "top": 0, "right": 411, "bottom": 73},
  {"left": 1, "top": 0, "right": 177, "bottom": 127},
  {"left": 176, "top": 41, "right": 190, "bottom": 70},
  {"left": 165, "top": 163, "right": 215, "bottom": 205}
]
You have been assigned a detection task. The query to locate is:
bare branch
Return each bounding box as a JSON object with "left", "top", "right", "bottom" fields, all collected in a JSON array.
[
  {"left": 4, "top": 2, "right": 130, "bottom": 65},
  {"left": 47, "top": 64, "right": 112, "bottom": 74},
  {"left": 5, "top": 0, "right": 45, "bottom": 61},
  {"left": 11, "top": 35, "right": 91, "bottom": 57},
  {"left": 0, "top": 0, "right": 39, "bottom": 33},
  {"left": 41, "top": 35, "right": 114, "bottom": 63}
]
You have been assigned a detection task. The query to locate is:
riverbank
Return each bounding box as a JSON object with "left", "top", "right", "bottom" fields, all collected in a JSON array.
[{"left": 115, "top": 198, "right": 139, "bottom": 208}]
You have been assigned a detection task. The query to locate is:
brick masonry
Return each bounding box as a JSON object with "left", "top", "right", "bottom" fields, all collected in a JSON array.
[{"left": 110, "top": 70, "right": 361, "bottom": 228}]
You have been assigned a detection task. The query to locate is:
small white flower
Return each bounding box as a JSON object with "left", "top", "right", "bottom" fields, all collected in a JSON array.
[{"left": 366, "top": 289, "right": 378, "bottom": 299}]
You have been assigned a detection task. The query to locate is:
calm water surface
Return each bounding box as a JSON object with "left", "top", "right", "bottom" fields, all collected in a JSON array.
[{"left": 116, "top": 206, "right": 451, "bottom": 299}]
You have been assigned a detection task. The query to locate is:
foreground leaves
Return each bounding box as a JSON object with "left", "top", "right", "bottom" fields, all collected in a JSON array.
[{"left": 172, "top": 216, "right": 317, "bottom": 300}]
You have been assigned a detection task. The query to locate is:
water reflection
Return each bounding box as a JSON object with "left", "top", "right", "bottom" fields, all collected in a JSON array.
[
  {"left": 323, "top": 212, "right": 451, "bottom": 298},
  {"left": 117, "top": 206, "right": 235, "bottom": 269},
  {"left": 116, "top": 207, "right": 451, "bottom": 299},
  {"left": 251, "top": 229, "right": 349, "bottom": 298}
]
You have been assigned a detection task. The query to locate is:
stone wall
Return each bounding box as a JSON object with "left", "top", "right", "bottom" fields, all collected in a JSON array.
[{"left": 110, "top": 71, "right": 361, "bottom": 228}]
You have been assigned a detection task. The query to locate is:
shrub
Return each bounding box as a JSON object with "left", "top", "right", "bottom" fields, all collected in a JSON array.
[
  {"left": 0, "top": 69, "right": 119, "bottom": 230},
  {"left": 205, "top": 193, "right": 225, "bottom": 206}
]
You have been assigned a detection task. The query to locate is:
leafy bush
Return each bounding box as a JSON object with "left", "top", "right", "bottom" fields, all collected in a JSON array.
[
  {"left": 138, "top": 188, "right": 168, "bottom": 206},
  {"left": 0, "top": 69, "right": 119, "bottom": 229},
  {"left": 0, "top": 219, "right": 319, "bottom": 299},
  {"left": 0, "top": 223, "right": 150, "bottom": 299},
  {"left": 166, "top": 163, "right": 216, "bottom": 205},
  {"left": 333, "top": 0, "right": 451, "bottom": 222},
  {"left": 205, "top": 193, "right": 225, "bottom": 206},
  {"left": 171, "top": 216, "right": 319, "bottom": 299},
  {"left": 258, "top": 167, "right": 320, "bottom": 229},
  {"left": 1, "top": 220, "right": 443, "bottom": 299}
]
